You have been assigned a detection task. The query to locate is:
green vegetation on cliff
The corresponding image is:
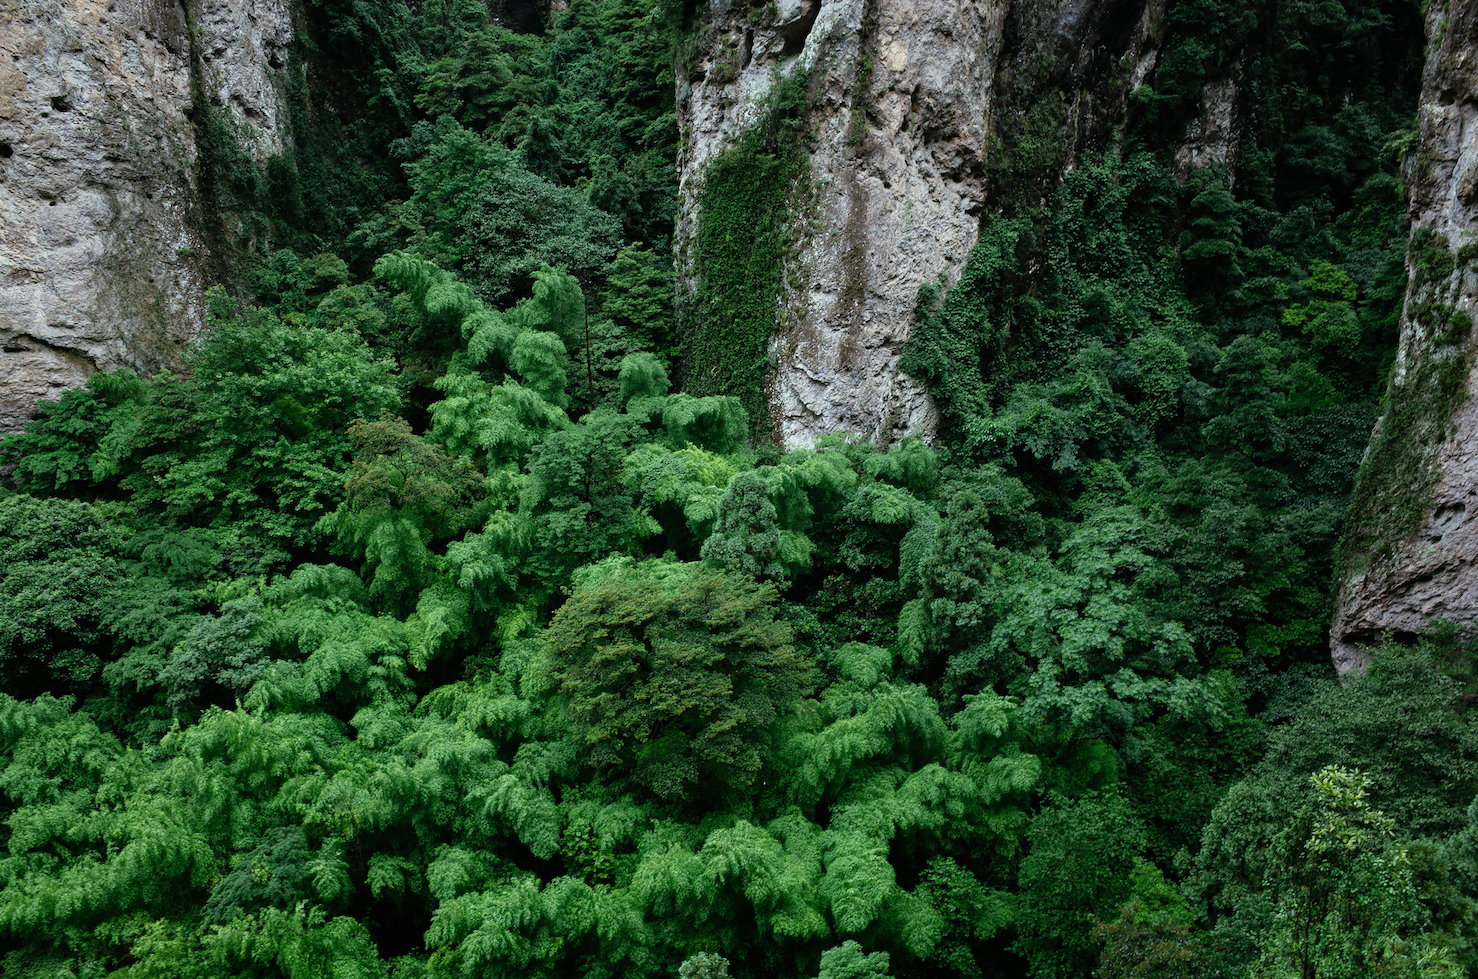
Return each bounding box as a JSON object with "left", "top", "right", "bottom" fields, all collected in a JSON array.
[{"left": 684, "top": 72, "right": 812, "bottom": 434}]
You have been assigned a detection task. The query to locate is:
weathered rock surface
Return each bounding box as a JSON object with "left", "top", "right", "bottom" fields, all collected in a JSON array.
[
  {"left": 0, "top": 0, "right": 292, "bottom": 432},
  {"left": 196, "top": 0, "right": 294, "bottom": 159},
  {"left": 675, "top": 0, "right": 1239, "bottom": 448},
  {"left": 1330, "top": 0, "right": 1478, "bottom": 674},
  {"left": 677, "top": 0, "right": 996, "bottom": 447}
]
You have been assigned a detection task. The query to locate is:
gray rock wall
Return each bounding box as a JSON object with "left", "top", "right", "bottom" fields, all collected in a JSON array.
[
  {"left": 1330, "top": 0, "right": 1478, "bottom": 675},
  {"left": 0, "top": 0, "right": 291, "bottom": 432}
]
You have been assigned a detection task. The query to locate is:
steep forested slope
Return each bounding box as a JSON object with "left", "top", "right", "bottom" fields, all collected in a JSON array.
[{"left": 1, "top": 1, "right": 1477, "bottom": 977}]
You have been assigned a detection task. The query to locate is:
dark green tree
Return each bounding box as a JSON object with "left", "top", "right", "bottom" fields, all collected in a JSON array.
[
  {"left": 1014, "top": 790, "right": 1146, "bottom": 979},
  {"left": 537, "top": 557, "right": 813, "bottom": 800}
]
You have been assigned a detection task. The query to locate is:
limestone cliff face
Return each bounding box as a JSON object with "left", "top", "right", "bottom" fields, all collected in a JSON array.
[
  {"left": 0, "top": 0, "right": 292, "bottom": 432},
  {"left": 675, "top": 0, "right": 1240, "bottom": 448},
  {"left": 1331, "top": 0, "right": 1478, "bottom": 675},
  {"left": 677, "top": 0, "right": 996, "bottom": 447}
]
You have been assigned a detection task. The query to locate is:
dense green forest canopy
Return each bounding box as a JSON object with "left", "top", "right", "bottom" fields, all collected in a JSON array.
[{"left": 2, "top": 0, "right": 1477, "bottom": 976}]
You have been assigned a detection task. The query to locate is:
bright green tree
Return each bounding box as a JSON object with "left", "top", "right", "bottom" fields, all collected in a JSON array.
[{"left": 1254, "top": 766, "right": 1461, "bottom": 979}]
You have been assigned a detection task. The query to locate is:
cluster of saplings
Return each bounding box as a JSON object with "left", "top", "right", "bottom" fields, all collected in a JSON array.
[{"left": 3, "top": 0, "right": 1476, "bottom": 976}]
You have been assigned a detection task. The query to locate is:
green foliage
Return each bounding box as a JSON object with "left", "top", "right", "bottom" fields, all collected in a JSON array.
[
  {"left": 0, "top": 497, "right": 125, "bottom": 693},
  {"left": 156, "top": 598, "right": 266, "bottom": 714},
  {"left": 604, "top": 244, "right": 677, "bottom": 363},
  {"left": 250, "top": 0, "right": 682, "bottom": 278},
  {"left": 1091, "top": 897, "right": 1221, "bottom": 979},
  {"left": 320, "top": 413, "right": 487, "bottom": 610},
  {"left": 685, "top": 71, "right": 812, "bottom": 436},
  {"left": 1129, "top": 0, "right": 1421, "bottom": 212},
  {"left": 701, "top": 471, "right": 812, "bottom": 587},
  {"left": 1014, "top": 790, "right": 1145, "bottom": 978},
  {"left": 2, "top": 292, "right": 401, "bottom": 567},
  {"left": 1180, "top": 168, "right": 1243, "bottom": 292},
  {"left": 988, "top": 98, "right": 1069, "bottom": 218},
  {"left": 202, "top": 826, "right": 313, "bottom": 925},
  {"left": 1192, "top": 646, "right": 1478, "bottom": 976},
  {"left": 619, "top": 352, "right": 672, "bottom": 403},
  {"left": 680, "top": 952, "right": 731, "bottom": 979},
  {"left": 416, "top": 22, "right": 554, "bottom": 136},
  {"left": 902, "top": 102, "right": 1410, "bottom": 682},
  {"left": 817, "top": 940, "right": 889, "bottom": 979},
  {"left": 1253, "top": 766, "right": 1462, "bottom": 979},
  {"left": 0, "top": 188, "right": 1428, "bottom": 979},
  {"left": 384, "top": 121, "right": 624, "bottom": 301},
  {"left": 898, "top": 218, "right": 1025, "bottom": 432},
  {"left": 537, "top": 557, "right": 813, "bottom": 800},
  {"left": 0, "top": 370, "right": 147, "bottom": 498},
  {"left": 1283, "top": 259, "right": 1361, "bottom": 357}
]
